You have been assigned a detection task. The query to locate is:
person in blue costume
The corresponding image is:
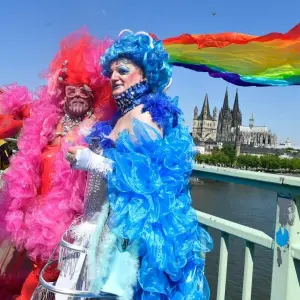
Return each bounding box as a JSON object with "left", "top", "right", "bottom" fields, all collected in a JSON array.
[{"left": 68, "top": 30, "right": 213, "bottom": 300}]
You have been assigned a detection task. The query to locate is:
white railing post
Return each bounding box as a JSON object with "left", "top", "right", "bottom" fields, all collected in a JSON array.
[
  {"left": 242, "top": 241, "right": 254, "bottom": 300},
  {"left": 216, "top": 232, "right": 229, "bottom": 300},
  {"left": 270, "top": 194, "right": 300, "bottom": 300}
]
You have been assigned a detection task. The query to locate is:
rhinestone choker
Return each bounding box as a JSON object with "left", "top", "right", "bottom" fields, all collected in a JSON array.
[{"left": 113, "top": 81, "right": 150, "bottom": 116}]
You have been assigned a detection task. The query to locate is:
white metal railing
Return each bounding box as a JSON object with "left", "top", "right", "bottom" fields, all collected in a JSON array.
[
  {"left": 197, "top": 211, "right": 273, "bottom": 300},
  {"left": 193, "top": 164, "right": 300, "bottom": 300}
]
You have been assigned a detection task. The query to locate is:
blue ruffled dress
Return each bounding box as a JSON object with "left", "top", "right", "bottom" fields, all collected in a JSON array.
[{"left": 87, "top": 92, "right": 213, "bottom": 299}]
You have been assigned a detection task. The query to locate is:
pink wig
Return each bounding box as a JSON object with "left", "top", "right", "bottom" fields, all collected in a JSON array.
[{"left": 47, "top": 27, "right": 117, "bottom": 120}]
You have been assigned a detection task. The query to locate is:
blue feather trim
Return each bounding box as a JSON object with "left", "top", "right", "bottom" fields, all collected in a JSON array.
[
  {"left": 140, "top": 93, "right": 182, "bottom": 133},
  {"left": 103, "top": 119, "right": 213, "bottom": 299}
]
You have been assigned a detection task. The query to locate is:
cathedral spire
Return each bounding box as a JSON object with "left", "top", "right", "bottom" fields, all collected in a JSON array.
[
  {"left": 213, "top": 106, "right": 218, "bottom": 121},
  {"left": 193, "top": 106, "right": 198, "bottom": 119},
  {"left": 199, "top": 93, "right": 213, "bottom": 120},
  {"left": 218, "top": 109, "right": 222, "bottom": 120},
  {"left": 232, "top": 88, "right": 242, "bottom": 127},
  {"left": 249, "top": 112, "right": 254, "bottom": 128},
  {"left": 233, "top": 89, "right": 240, "bottom": 112},
  {"left": 222, "top": 87, "right": 230, "bottom": 110}
]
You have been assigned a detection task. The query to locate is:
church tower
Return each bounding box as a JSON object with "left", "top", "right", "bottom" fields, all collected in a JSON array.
[
  {"left": 193, "top": 106, "right": 198, "bottom": 120},
  {"left": 200, "top": 94, "right": 211, "bottom": 120},
  {"left": 192, "top": 106, "right": 199, "bottom": 137},
  {"left": 192, "top": 94, "right": 218, "bottom": 141},
  {"left": 216, "top": 88, "right": 233, "bottom": 142},
  {"left": 217, "top": 108, "right": 222, "bottom": 139},
  {"left": 213, "top": 107, "right": 218, "bottom": 121},
  {"left": 235, "top": 125, "right": 241, "bottom": 157},
  {"left": 232, "top": 89, "right": 242, "bottom": 127},
  {"left": 249, "top": 113, "right": 254, "bottom": 129}
]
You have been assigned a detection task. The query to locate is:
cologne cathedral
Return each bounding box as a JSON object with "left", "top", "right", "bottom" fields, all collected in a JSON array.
[{"left": 192, "top": 88, "right": 277, "bottom": 147}]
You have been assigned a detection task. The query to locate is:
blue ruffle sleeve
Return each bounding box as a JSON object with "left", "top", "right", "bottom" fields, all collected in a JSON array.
[{"left": 104, "top": 119, "right": 213, "bottom": 299}]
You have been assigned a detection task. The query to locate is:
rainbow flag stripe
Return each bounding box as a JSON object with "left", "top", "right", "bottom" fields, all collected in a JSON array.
[{"left": 163, "top": 24, "right": 300, "bottom": 86}]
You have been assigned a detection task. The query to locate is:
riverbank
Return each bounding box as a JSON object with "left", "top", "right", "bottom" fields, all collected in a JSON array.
[{"left": 196, "top": 163, "right": 300, "bottom": 177}]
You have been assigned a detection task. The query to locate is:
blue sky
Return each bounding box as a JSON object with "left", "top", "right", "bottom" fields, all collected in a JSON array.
[{"left": 0, "top": 0, "right": 299, "bottom": 144}]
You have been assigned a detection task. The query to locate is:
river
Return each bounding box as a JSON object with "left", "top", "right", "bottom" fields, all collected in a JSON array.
[{"left": 191, "top": 179, "right": 276, "bottom": 300}]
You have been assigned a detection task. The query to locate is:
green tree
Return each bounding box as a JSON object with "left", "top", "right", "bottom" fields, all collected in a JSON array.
[
  {"left": 195, "top": 151, "right": 300, "bottom": 173},
  {"left": 211, "top": 151, "right": 230, "bottom": 166},
  {"left": 290, "top": 158, "right": 300, "bottom": 170},
  {"left": 260, "top": 155, "right": 280, "bottom": 170},
  {"left": 280, "top": 158, "right": 290, "bottom": 170},
  {"left": 268, "top": 156, "right": 280, "bottom": 170},
  {"left": 221, "top": 144, "right": 236, "bottom": 166},
  {"left": 236, "top": 154, "right": 259, "bottom": 169},
  {"left": 195, "top": 153, "right": 204, "bottom": 164}
]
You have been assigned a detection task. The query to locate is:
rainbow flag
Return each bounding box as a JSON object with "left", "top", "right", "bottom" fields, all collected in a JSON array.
[{"left": 163, "top": 23, "right": 300, "bottom": 86}]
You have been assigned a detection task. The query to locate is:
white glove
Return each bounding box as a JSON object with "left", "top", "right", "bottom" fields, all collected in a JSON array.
[{"left": 73, "top": 148, "right": 113, "bottom": 175}]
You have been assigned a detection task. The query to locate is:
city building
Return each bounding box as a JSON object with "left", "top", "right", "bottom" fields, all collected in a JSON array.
[{"left": 193, "top": 88, "right": 277, "bottom": 149}]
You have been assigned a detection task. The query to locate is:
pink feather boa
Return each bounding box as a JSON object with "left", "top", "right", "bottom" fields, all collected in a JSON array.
[
  {"left": 1, "top": 86, "right": 89, "bottom": 262},
  {"left": 0, "top": 83, "right": 33, "bottom": 115}
]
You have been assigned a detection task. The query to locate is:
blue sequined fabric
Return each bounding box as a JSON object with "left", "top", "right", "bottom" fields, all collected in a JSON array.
[{"left": 114, "top": 81, "right": 150, "bottom": 116}]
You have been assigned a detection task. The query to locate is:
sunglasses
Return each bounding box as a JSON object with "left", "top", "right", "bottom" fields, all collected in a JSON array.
[{"left": 65, "top": 85, "right": 94, "bottom": 99}]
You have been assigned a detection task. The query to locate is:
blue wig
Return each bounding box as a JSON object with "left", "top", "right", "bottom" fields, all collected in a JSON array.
[{"left": 101, "top": 32, "right": 172, "bottom": 92}]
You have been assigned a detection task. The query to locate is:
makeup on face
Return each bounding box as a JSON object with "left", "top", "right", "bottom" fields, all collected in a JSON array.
[
  {"left": 64, "top": 85, "right": 94, "bottom": 118},
  {"left": 110, "top": 59, "right": 144, "bottom": 96}
]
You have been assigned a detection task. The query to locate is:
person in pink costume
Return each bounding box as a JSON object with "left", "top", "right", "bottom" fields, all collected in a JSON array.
[{"left": 0, "top": 28, "right": 116, "bottom": 300}]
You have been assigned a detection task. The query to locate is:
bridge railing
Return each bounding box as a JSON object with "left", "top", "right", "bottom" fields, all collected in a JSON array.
[{"left": 193, "top": 164, "right": 300, "bottom": 300}]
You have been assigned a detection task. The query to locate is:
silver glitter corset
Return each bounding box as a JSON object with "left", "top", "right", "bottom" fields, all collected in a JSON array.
[
  {"left": 83, "top": 172, "right": 108, "bottom": 223},
  {"left": 32, "top": 172, "right": 118, "bottom": 300}
]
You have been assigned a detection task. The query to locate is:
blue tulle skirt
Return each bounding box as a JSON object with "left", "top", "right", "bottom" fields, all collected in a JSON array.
[{"left": 89, "top": 118, "right": 213, "bottom": 299}]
